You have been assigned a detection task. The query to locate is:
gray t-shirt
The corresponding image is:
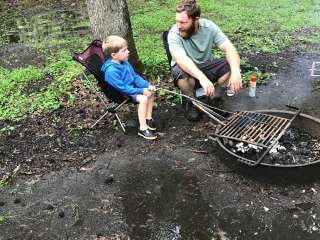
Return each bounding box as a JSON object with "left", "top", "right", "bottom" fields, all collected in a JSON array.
[{"left": 168, "top": 18, "right": 228, "bottom": 66}]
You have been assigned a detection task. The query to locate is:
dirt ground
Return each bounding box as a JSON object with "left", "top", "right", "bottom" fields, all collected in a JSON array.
[{"left": 1, "top": 41, "right": 320, "bottom": 239}]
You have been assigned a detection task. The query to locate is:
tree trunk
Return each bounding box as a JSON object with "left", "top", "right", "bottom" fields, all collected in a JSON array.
[{"left": 86, "top": 0, "right": 143, "bottom": 73}]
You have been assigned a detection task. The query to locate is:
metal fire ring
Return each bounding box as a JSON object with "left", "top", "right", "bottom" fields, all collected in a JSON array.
[{"left": 215, "top": 110, "right": 320, "bottom": 168}]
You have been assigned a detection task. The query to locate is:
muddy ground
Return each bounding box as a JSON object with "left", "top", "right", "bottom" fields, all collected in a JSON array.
[{"left": 1, "top": 41, "right": 320, "bottom": 239}]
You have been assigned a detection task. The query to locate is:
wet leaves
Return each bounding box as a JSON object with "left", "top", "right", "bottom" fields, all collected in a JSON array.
[{"left": 0, "top": 165, "right": 20, "bottom": 188}]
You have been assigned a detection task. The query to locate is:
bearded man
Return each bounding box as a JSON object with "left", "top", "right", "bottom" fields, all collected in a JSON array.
[{"left": 168, "top": 0, "right": 242, "bottom": 121}]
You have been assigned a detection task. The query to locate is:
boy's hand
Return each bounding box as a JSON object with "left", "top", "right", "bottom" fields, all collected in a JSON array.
[
  {"left": 148, "top": 85, "right": 156, "bottom": 92},
  {"left": 143, "top": 88, "right": 152, "bottom": 96}
]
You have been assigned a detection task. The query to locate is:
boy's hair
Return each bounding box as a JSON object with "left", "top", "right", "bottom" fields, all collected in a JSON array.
[
  {"left": 176, "top": 0, "right": 201, "bottom": 19},
  {"left": 102, "top": 35, "right": 128, "bottom": 57}
]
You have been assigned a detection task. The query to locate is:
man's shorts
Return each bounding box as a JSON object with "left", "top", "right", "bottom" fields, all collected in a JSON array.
[{"left": 171, "top": 58, "right": 230, "bottom": 88}]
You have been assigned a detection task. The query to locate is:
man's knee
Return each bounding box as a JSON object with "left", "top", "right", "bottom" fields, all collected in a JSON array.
[
  {"left": 177, "top": 77, "right": 194, "bottom": 86},
  {"left": 176, "top": 77, "right": 196, "bottom": 95}
]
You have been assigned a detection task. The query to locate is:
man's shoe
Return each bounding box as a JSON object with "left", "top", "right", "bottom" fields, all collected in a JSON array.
[
  {"left": 214, "top": 85, "right": 226, "bottom": 99},
  {"left": 146, "top": 118, "right": 156, "bottom": 131},
  {"left": 184, "top": 100, "right": 201, "bottom": 122},
  {"left": 138, "top": 129, "right": 157, "bottom": 140}
]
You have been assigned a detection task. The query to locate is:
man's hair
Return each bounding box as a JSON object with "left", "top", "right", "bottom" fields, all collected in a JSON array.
[
  {"left": 176, "top": 0, "right": 201, "bottom": 19},
  {"left": 102, "top": 35, "right": 127, "bottom": 57}
]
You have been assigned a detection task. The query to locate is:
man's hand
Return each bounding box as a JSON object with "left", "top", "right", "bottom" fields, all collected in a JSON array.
[
  {"left": 199, "top": 77, "right": 215, "bottom": 97},
  {"left": 218, "top": 41, "right": 242, "bottom": 94},
  {"left": 229, "top": 70, "right": 242, "bottom": 94}
]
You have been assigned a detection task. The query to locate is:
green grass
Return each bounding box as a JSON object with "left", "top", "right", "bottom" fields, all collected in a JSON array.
[
  {"left": 129, "top": 0, "right": 320, "bottom": 73},
  {"left": 0, "top": 51, "right": 82, "bottom": 121},
  {"left": 0, "top": 0, "right": 319, "bottom": 121}
]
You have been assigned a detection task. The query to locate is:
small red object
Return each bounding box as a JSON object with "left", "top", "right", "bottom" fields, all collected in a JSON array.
[{"left": 250, "top": 76, "right": 257, "bottom": 82}]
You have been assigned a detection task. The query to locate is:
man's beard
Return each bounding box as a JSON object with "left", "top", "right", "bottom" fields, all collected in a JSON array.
[{"left": 180, "top": 21, "right": 196, "bottom": 39}]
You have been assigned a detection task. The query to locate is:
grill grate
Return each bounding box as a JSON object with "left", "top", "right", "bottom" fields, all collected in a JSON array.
[
  {"left": 216, "top": 111, "right": 290, "bottom": 148},
  {"left": 156, "top": 88, "right": 301, "bottom": 166}
]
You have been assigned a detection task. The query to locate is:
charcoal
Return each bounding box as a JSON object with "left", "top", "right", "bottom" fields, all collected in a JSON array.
[{"left": 225, "top": 127, "right": 320, "bottom": 166}]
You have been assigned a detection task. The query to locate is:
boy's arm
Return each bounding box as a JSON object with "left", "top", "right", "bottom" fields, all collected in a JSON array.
[
  {"left": 105, "top": 70, "right": 144, "bottom": 95},
  {"left": 127, "top": 63, "right": 150, "bottom": 88},
  {"left": 133, "top": 74, "right": 150, "bottom": 88}
]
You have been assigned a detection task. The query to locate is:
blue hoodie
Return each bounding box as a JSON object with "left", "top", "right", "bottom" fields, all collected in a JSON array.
[{"left": 101, "top": 58, "right": 149, "bottom": 95}]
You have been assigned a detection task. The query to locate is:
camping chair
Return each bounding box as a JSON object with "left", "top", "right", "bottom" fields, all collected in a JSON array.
[
  {"left": 162, "top": 31, "right": 184, "bottom": 103},
  {"left": 162, "top": 31, "right": 172, "bottom": 71},
  {"left": 73, "top": 39, "right": 130, "bottom": 132}
]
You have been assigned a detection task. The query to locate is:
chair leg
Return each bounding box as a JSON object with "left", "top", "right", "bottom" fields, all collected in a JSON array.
[
  {"left": 91, "top": 110, "right": 110, "bottom": 128},
  {"left": 90, "top": 111, "right": 126, "bottom": 133},
  {"left": 113, "top": 98, "right": 130, "bottom": 111},
  {"left": 109, "top": 99, "right": 129, "bottom": 133},
  {"left": 83, "top": 70, "right": 130, "bottom": 131},
  {"left": 115, "top": 113, "right": 126, "bottom": 133}
]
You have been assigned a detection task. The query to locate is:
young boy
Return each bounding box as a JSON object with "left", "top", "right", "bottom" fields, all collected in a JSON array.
[{"left": 101, "top": 35, "right": 157, "bottom": 140}]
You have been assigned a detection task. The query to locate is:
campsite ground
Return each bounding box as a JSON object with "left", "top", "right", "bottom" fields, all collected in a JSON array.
[{"left": 1, "top": 39, "right": 320, "bottom": 239}]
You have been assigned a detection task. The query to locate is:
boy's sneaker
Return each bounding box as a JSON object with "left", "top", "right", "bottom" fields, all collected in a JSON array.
[
  {"left": 146, "top": 119, "right": 156, "bottom": 131},
  {"left": 138, "top": 129, "right": 157, "bottom": 140}
]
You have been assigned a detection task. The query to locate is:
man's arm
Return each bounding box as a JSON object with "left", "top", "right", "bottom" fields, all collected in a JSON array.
[
  {"left": 171, "top": 49, "right": 215, "bottom": 96},
  {"left": 218, "top": 41, "right": 242, "bottom": 94}
]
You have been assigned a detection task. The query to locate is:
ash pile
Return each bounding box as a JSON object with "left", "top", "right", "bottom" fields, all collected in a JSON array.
[{"left": 227, "top": 127, "right": 320, "bottom": 166}]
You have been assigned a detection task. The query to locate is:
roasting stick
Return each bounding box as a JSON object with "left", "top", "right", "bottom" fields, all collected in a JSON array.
[
  {"left": 157, "top": 87, "right": 229, "bottom": 126},
  {"left": 192, "top": 101, "right": 226, "bottom": 126},
  {"left": 156, "top": 87, "right": 233, "bottom": 114}
]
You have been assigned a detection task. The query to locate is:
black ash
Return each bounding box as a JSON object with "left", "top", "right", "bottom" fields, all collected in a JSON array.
[{"left": 226, "top": 127, "right": 320, "bottom": 166}]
